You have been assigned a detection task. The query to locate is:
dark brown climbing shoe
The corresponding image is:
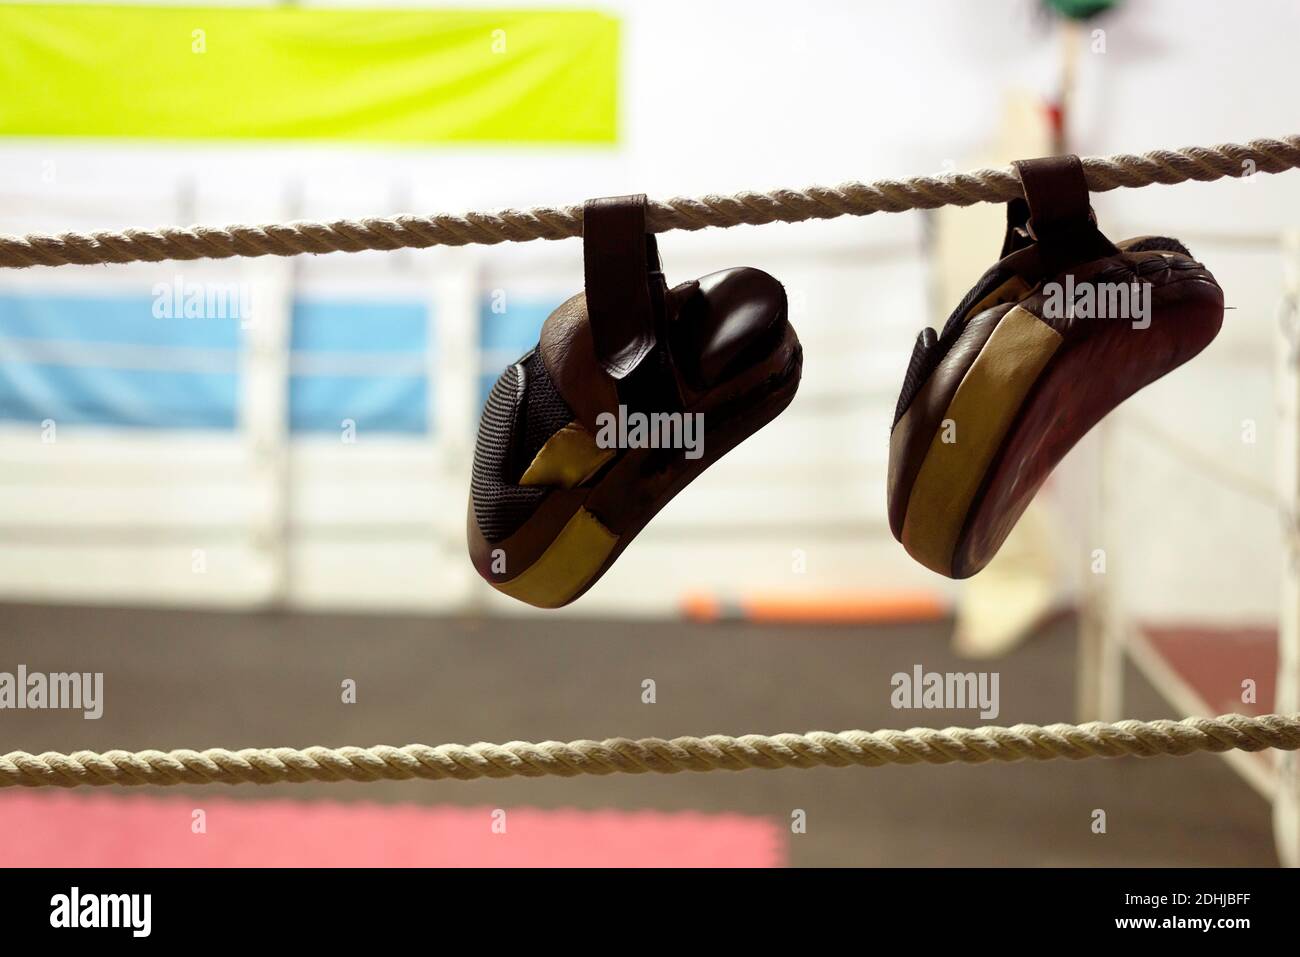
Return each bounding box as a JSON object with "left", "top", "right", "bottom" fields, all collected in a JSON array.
[{"left": 468, "top": 194, "right": 802, "bottom": 607}]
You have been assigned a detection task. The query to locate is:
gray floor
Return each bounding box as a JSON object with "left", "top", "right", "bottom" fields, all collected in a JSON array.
[{"left": 0, "top": 601, "right": 1280, "bottom": 866}]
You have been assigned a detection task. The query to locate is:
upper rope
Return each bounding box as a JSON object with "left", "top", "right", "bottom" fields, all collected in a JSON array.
[
  {"left": 3, "top": 711, "right": 1297, "bottom": 788},
  {"left": 2, "top": 134, "right": 1297, "bottom": 269}
]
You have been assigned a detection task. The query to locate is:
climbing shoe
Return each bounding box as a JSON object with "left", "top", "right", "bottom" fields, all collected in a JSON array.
[
  {"left": 468, "top": 194, "right": 802, "bottom": 607},
  {"left": 888, "top": 154, "right": 1223, "bottom": 578}
]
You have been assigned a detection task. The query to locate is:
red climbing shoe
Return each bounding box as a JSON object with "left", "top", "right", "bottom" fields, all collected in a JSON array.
[{"left": 888, "top": 155, "right": 1223, "bottom": 578}]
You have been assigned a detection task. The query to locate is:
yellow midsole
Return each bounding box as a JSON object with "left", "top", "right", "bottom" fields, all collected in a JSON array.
[
  {"left": 901, "top": 306, "right": 1062, "bottom": 576},
  {"left": 491, "top": 507, "right": 619, "bottom": 609}
]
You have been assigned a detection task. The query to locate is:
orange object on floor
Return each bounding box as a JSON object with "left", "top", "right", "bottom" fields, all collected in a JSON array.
[{"left": 682, "top": 590, "right": 948, "bottom": 625}]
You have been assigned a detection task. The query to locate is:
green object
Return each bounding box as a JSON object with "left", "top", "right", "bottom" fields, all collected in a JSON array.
[
  {"left": 0, "top": 5, "right": 619, "bottom": 144},
  {"left": 1043, "top": 0, "right": 1119, "bottom": 20}
]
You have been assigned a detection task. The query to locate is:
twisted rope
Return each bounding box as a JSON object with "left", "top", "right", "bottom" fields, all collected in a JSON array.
[
  {"left": 2, "top": 134, "right": 1297, "bottom": 269},
  {"left": 3, "top": 712, "right": 1296, "bottom": 788}
]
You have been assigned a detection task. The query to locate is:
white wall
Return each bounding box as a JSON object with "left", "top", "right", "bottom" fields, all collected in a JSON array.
[{"left": 0, "top": 0, "right": 1295, "bottom": 620}]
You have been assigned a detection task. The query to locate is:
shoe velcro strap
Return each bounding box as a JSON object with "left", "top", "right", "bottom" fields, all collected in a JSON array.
[
  {"left": 583, "top": 194, "right": 661, "bottom": 380},
  {"left": 1001, "top": 154, "right": 1119, "bottom": 268}
]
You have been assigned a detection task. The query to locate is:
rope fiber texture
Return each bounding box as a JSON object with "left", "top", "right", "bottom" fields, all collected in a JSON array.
[
  {"left": 2, "top": 134, "right": 1297, "bottom": 269},
  {"left": 4, "top": 712, "right": 1298, "bottom": 789}
]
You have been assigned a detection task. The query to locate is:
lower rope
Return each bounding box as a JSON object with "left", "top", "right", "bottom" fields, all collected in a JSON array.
[{"left": 2, "top": 712, "right": 1297, "bottom": 788}]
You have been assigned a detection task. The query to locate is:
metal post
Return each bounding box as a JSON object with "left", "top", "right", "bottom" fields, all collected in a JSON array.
[
  {"left": 430, "top": 253, "right": 482, "bottom": 612},
  {"left": 1275, "top": 229, "right": 1300, "bottom": 867},
  {"left": 238, "top": 187, "right": 296, "bottom": 608},
  {"left": 1077, "top": 421, "right": 1124, "bottom": 722}
]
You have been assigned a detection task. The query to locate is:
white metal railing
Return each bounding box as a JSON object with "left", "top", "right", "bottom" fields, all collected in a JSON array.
[
  {"left": 1275, "top": 229, "right": 1300, "bottom": 866},
  {"left": 1079, "top": 228, "right": 1300, "bottom": 866}
]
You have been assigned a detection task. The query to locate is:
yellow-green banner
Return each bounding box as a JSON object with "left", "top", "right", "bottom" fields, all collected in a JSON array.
[{"left": 0, "top": 5, "right": 618, "bottom": 143}]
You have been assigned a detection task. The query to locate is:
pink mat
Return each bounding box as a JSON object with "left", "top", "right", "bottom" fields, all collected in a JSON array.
[{"left": 0, "top": 792, "right": 784, "bottom": 867}]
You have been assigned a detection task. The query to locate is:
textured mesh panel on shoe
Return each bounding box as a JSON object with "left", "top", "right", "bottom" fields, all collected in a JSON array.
[
  {"left": 1122, "top": 236, "right": 1192, "bottom": 257},
  {"left": 519, "top": 352, "right": 575, "bottom": 460},
  {"left": 470, "top": 351, "right": 577, "bottom": 543},
  {"left": 893, "top": 328, "right": 938, "bottom": 429},
  {"left": 891, "top": 263, "right": 1013, "bottom": 428}
]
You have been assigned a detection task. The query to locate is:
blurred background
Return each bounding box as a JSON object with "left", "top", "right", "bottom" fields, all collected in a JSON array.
[{"left": 1, "top": 0, "right": 1298, "bottom": 866}]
